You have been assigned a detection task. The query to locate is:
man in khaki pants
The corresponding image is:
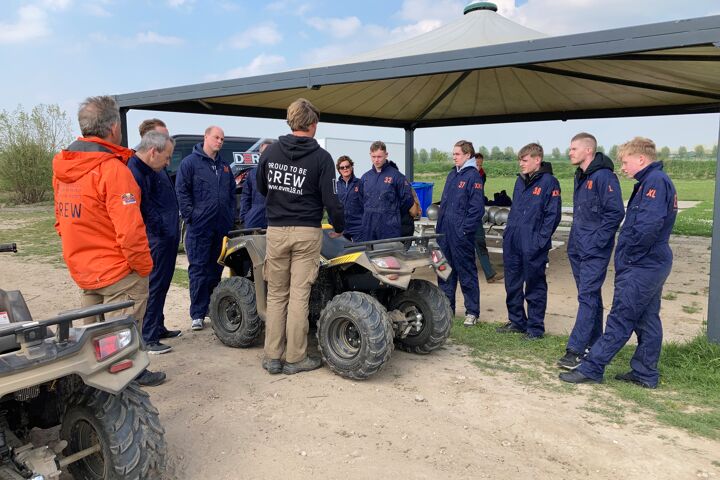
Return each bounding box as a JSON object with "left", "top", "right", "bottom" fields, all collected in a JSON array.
[{"left": 256, "top": 98, "right": 345, "bottom": 375}]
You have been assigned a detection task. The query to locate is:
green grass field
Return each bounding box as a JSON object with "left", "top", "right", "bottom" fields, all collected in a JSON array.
[
  {"left": 451, "top": 319, "right": 720, "bottom": 439},
  {"left": 417, "top": 174, "right": 716, "bottom": 236}
]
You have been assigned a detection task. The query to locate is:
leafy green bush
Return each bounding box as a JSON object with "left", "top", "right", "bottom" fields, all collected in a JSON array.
[
  {"left": 0, "top": 104, "right": 72, "bottom": 204},
  {"left": 0, "top": 141, "right": 54, "bottom": 203}
]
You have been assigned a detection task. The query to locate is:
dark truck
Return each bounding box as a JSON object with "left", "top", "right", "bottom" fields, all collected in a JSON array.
[
  {"left": 170, "top": 135, "right": 272, "bottom": 242},
  {"left": 168, "top": 134, "right": 261, "bottom": 184}
]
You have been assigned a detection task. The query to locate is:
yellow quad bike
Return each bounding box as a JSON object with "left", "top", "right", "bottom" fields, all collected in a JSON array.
[
  {"left": 209, "top": 228, "right": 454, "bottom": 380},
  {"left": 0, "top": 243, "right": 166, "bottom": 480}
]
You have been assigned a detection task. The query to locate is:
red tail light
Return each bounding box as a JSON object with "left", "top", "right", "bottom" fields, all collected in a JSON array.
[
  {"left": 431, "top": 249, "right": 444, "bottom": 263},
  {"left": 93, "top": 329, "right": 132, "bottom": 361}
]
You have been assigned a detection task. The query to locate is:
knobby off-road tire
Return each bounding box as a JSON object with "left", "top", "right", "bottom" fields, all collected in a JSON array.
[
  {"left": 61, "top": 383, "right": 166, "bottom": 480},
  {"left": 389, "top": 279, "right": 453, "bottom": 354},
  {"left": 209, "top": 276, "right": 262, "bottom": 348},
  {"left": 317, "top": 292, "right": 394, "bottom": 380}
]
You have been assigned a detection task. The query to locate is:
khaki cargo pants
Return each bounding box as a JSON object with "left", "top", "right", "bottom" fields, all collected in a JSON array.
[
  {"left": 263, "top": 226, "right": 323, "bottom": 364},
  {"left": 80, "top": 272, "right": 149, "bottom": 330}
]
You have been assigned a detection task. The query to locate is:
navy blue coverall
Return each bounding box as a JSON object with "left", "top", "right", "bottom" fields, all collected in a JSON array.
[
  {"left": 436, "top": 161, "right": 485, "bottom": 317},
  {"left": 358, "top": 161, "right": 414, "bottom": 241},
  {"left": 336, "top": 174, "right": 363, "bottom": 240},
  {"left": 175, "top": 143, "right": 236, "bottom": 320},
  {"left": 128, "top": 155, "right": 180, "bottom": 344},
  {"left": 566, "top": 153, "right": 625, "bottom": 355},
  {"left": 577, "top": 162, "right": 677, "bottom": 387},
  {"left": 239, "top": 167, "right": 267, "bottom": 229},
  {"left": 503, "top": 162, "right": 562, "bottom": 337}
]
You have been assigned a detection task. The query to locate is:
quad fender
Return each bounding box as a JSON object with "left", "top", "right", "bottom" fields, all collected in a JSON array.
[{"left": 219, "top": 235, "right": 267, "bottom": 319}]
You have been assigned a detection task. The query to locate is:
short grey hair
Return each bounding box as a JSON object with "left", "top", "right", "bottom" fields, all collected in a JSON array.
[
  {"left": 137, "top": 130, "right": 175, "bottom": 153},
  {"left": 78, "top": 96, "right": 121, "bottom": 138}
]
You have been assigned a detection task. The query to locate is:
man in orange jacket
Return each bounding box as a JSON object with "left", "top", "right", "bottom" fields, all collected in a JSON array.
[{"left": 53, "top": 95, "right": 165, "bottom": 387}]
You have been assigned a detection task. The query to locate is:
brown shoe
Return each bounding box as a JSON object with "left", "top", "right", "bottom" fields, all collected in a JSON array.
[
  {"left": 487, "top": 272, "right": 504, "bottom": 283},
  {"left": 282, "top": 356, "right": 322, "bottom": 375}
]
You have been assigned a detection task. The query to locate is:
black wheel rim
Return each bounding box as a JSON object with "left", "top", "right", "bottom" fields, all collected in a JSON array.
[
  {"left": 396, "top": 301, "right": 426, "bottom": 338},
  {"left": 328, "top": 317, "right": 362, "bottom": 359},
  {"left": 69, "top": 419, "right": 105, "bottom": 479},
  {"left": 216, "top": 296, "right": 243, "bottom": 333}
]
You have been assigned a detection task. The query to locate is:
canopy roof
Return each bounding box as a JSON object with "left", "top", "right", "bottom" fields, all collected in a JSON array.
[
  {"left": 115, "top": 5, "right": 720, "bottom": 129},
  {"left": 309, "top": 2, "right": 546, "bottom": 67}
]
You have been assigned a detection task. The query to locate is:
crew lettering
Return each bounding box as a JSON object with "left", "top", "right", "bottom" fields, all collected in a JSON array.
[
  {"left": 267, "top": 164, "right": 307, "bottom": 196},
  {"left": 56, "top": 202, "right": 82, "bottom": 218}
]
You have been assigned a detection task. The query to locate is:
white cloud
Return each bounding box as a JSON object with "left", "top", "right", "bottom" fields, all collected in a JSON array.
[
  {"left": 40, "top": 0, "right": 72, "bottom": 10},
  {"left": 205, "top": 54, "right": 287, "bottom": 80},
  {"left": 225, "top": 22, "right": 282, "bottom": 49},
  {"left": 85, "top": 4, "right": 111, "bottom": 17},
  {"left": 0, "top": 5, "right": 50, "bottom": 44},
  {"left": 397, "top": 0, "right": 465, "bottom": 23},
  {"left": 167, "top": 0, "right": 194, "bottom": 7},
  {"left": 135, "top": 31, "right": 184, "bottom": 46},
  {"left": 306, "top": 16, "right": 362, "bottom": 38},
  {"left": 88, "top": 32, "right": 109, "bottom": 43},
  {"left": 507, "top": 0, "right": 720, "bottom": 35},
  {"left": 266, "top": 0, "right": 312, "bottom": 15}
]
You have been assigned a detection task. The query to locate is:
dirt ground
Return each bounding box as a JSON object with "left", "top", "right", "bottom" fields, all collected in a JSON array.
[{"left": 2, "top": 233, "right": 718, "bottom": 480}]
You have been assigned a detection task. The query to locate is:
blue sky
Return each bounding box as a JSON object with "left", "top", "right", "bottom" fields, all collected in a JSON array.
[{"left": 1, "top": 0, "right": 719, "bottom": 153}]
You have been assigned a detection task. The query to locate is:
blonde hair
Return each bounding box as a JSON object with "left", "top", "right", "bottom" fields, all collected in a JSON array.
[
  {"left": 454, "top": 140, "right": 475, "bottom": 157},
  {"left": 518, "top": 142, "right": 544, "bottom": 159},
  {"left": 618, "top": 137, "right": 657, "bottom": 162},
  {"left": 287, "top": 98, "right": 319, "bottom": 132}
]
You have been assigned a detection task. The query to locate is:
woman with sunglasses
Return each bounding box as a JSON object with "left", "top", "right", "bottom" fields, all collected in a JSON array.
[{"left": 335, "top": 156, "right": 364, "bottom": 241}]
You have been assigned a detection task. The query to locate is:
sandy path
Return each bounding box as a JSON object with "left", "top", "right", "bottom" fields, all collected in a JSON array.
[{"left": 1, "top": 238, "right": 717, "bottom": 479}]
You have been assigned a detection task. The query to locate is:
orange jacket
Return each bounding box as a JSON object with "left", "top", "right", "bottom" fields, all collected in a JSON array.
[{"left": 53, "top": 137, "right": 153, "bottom": 290}]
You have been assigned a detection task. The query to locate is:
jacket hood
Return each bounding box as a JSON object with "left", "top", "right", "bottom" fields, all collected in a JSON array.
[
  {"left": 456, "top": 157, "right": 477, "bottom": 172},
  {"left": 191, "top": 142, "right": 223, "bottom": 162},
  {"left": 277, "top": 134, "right": 320, "bottom": 161},
  {"left": 576, "top": 152, "right": 614, "bottom": 182},
  {"left": 521, "top": 161, "right": 554, "bottom": 186},
  {"left": 53, "top": 137, "right": 134, "bottom": 183}
]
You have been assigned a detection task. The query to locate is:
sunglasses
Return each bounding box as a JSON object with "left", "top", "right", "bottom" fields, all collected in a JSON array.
[{"left": 338, "top": 165, "right": 352, "bottom": 170}]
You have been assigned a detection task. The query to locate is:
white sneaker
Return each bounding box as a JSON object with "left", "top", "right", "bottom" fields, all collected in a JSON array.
[
  {"left": 463, "top": 314, "right": 478, "bottom": 327},
  {"left": 191, "top": 318, "right": 204, "bottom": 331}
]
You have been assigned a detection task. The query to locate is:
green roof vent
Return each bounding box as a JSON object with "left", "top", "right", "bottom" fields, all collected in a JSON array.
[{"left": 464, "top": 1, "right": 498, "bottom": 14}]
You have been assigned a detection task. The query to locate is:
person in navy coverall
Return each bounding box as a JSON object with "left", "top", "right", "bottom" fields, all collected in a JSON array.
[
  {"left": 240, "top": 141, "right": 270, "bottom": 229},
  {"left": 335, "top": 155, "right": 363, "bottom": 241},
  {"left": 129, "top": 127, "right": 183, "bottom": 356},
  {"left": 358, "top": 141, "right": 414, "bottom": 241},
  {"left": 175, "top": 126, "right": 236, "bottom": 332},
  {"left": 558, "top": 133, "right": 625, "bottom": 370},
  {"left": 561, "top": 137, "right": 677, "bottom": 388},
  {"left": 497, "top": 143, "right": 561, "bottom": 339},
  {"left": 436, "top": 140, "right": 485, "bottom": 326}
]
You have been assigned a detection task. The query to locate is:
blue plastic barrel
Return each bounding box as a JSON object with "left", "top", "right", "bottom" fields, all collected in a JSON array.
[{"left": 411, "top": 182, "right": 434, "bottom": 216}]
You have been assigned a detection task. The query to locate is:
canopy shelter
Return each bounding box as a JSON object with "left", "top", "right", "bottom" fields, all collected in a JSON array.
[{"left": 115, "top": 2, "right": 720, "bottom": 342}]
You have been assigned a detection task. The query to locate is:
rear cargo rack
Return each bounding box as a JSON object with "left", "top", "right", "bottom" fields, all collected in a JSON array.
[{"left": 347, "top": 234, "right": 442, "bottom": 252}]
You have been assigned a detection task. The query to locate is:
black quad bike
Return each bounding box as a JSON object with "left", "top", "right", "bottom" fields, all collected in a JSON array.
[
  {"left": 209, "top": 229, "right": 454, "bottom": 380},
  {"left": 0, "top": 243, "right": 166, "bottom": 479}
]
